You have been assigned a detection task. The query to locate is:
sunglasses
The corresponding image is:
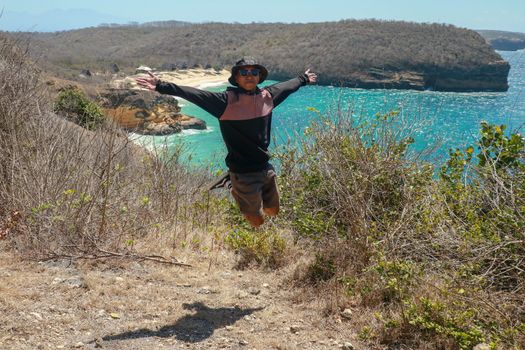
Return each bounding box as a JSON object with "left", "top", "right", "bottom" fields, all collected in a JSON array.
[{"left": 238, "top": 68, "right": 260, "bottom": 76}]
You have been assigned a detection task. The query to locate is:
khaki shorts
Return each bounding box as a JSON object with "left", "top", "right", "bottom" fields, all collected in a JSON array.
[{"left": 229, "top": 166, "right": 279, "bottom": 217}]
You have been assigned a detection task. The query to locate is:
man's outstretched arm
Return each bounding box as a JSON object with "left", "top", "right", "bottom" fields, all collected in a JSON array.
[
  {"left": 266, "top": 69, "right": 317, "bottom": 108},
  {"left": 136, "top": 72, "right": 228, "bottom": 118}
]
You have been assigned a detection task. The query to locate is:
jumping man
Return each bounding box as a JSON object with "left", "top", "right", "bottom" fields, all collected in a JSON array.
[{"left": 136, "top": 57, "right": 317, "bottom": 227}]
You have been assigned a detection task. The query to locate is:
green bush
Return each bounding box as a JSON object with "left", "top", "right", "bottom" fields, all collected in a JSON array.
[
  {"left": 225, "top": 227, "right": 286, "bottom": 269},
  {"left": 406, "top": 297, "right": 486, "bottom": 350},
  {"left": 54, "top": 86, "right": 105, "bottom": 130},
  {"left": 477, "top": 122, "right": 524, "bottom": 169}
]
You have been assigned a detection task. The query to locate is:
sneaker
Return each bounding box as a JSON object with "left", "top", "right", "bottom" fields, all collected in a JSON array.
[{"left": 209, "top": 173, "right": 231, "bottom": 191}]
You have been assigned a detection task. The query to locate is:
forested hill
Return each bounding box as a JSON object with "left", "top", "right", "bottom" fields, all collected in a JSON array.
[
  {"left": 478, "top": 30, "right": 525, "bottom": 51},
  {"left": 15, "top": 19, "right": 509, "bottom": 91}
]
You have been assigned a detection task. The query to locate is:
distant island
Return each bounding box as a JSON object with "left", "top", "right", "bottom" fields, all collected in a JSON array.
[
  {"left": 477, "top": 30, "right": 525, "bottom": 51},
  {"left": 13, "top": 19, "right": 509, "bottom": 92}
]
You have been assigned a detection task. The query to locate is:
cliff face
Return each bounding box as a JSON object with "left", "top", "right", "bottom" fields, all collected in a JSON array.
[
  {"left": 271, "top": 59, "right": 510, "bottom": 92},
  {"left": 490, "top": 38, "right": 525, "bottom": 51},
  {"left": 427, "top": 60, "right": 510, "bottom": 92},
  {"left": 260, "top": 22, "right": 510, "bottom": 92}
]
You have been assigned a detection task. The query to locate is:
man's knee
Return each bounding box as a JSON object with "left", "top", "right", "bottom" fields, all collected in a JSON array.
[
  {"left": 244, "top": 214, "right": 264, "bottom": 227},
  {"left": 263, "top": 206, "right": 279, "bottom": 216}
]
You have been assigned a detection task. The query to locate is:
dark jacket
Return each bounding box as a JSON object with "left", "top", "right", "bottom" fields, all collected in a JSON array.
[{"left": 156, "top": 74, "right": 309, "bottom": 173}]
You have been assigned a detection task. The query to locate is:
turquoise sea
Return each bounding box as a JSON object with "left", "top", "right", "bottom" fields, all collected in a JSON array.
[{"left": 135, "top": 50, "right": 525, "bottom": 170}]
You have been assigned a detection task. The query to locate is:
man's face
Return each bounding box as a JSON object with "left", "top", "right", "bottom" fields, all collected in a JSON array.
[{"left": 235, "top": 66, "right": 260, "bottom": 91}]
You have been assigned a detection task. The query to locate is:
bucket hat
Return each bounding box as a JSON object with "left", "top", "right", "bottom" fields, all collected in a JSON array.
[{"left": 228, "top": 56, "right": 268, "bottom": 86}]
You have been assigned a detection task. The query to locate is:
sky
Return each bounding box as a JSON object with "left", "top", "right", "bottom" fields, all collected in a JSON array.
[{"left": 0, "top": 0, "right": 524, "bottom": 33}]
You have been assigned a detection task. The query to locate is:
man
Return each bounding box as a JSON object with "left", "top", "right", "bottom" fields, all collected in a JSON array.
[{"left": 136, "top": 57, "right": 317, "bottom": 227}]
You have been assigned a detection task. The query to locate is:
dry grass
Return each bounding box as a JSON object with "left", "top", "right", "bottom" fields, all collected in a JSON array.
[{"left": 0, "top": 33, "right": 228, "bottom": 264}]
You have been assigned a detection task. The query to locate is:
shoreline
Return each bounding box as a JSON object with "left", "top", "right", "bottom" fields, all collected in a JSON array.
[
  {"left": 197, "top": 80, "right": 228, "bottom": 89},
  {"left": 157, "top": 68, "right": 230, "bottom": 88},
  {"left": 110, "top": 68, "right": 231, "bottom": 90}
]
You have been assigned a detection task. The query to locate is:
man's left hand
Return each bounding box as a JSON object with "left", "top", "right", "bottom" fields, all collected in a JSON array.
[{"left": 305, "top": 69, "right": 317, "bottom": 83}]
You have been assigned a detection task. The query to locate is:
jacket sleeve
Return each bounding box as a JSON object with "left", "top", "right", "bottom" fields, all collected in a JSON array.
[
  {"left": 155, "top": 81, "right": 228, "bottom": 118},
  {"left": 265, "top": 74, "right": 309, "bottom": 108}
]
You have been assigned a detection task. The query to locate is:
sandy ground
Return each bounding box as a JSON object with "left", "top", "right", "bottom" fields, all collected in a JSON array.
[
  {"left": 0, "top": 242, "right": 361, "bottom": 350},
  {"left": 111, "top": 68, "right": 231, "bottom": 90}
]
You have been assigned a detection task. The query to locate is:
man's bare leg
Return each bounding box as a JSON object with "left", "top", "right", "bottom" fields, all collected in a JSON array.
[
  {"left": 263, "top": 207, "right": 279, "bottom": 217},
  {"left": 244, "top": 214, "right": 264, "bottom": 227}
]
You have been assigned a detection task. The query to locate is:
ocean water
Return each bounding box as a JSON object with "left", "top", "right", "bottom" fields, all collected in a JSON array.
[{"left": 134, "top": 50, "right": 525, "bottom": 170}]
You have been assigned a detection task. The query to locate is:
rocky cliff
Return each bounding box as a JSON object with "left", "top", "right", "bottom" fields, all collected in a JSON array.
[
  {"left": 273, "top": 59, "right": 509, "bottom": 92},
  {"left": 319, "top": 60, "right": 510, "bottom": 92},
  {"left": 98, "top": 89, "right": 206, "bottom": 135},
  {"left": 489, "top": 38, "right": 525, "bottom": 51}
]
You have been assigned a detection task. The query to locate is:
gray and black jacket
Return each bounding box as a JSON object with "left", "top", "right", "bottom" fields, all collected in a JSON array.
[{"left": 156, "top": 74, "right": 309, "bottom": 173}]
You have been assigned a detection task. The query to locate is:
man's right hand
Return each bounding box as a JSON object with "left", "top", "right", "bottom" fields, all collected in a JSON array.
[{"left": 136, "top": 71, "right": 160, "bottom": 91}]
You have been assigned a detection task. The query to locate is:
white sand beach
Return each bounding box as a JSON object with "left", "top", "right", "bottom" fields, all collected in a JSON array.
[{"left": 111, "top": 68, "right": 230, "bottom": 90}]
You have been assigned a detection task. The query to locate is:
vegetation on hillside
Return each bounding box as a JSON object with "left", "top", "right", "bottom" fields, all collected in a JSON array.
[
  {"left": 267, "top": 109, "right": 524, "bottom": 349},
  {"left": 54, "top": 86, "right": 105, "bottom": 130},
  {"left": 0, "top": 34, "right": 222, "bottom": 261},
  {"left": 14, "top": 20, "right": 504, "bottom": 88}
]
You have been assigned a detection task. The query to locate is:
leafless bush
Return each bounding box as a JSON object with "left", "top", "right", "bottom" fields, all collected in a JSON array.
[{"left": 0, "top": 34, "right": 222, "bottom": 261}]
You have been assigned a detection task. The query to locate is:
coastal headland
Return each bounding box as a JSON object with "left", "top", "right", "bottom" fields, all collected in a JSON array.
[
  {"left": 17, "top": 19, "right": 510, "bottom": 92},
  {"left": 478, "top": 29, "right": 525, "bottom": 51}
]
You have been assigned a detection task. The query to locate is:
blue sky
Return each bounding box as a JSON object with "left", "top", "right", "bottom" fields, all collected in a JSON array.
[{"left": 1, "top": 0, "right": 524, "bottom": 33}]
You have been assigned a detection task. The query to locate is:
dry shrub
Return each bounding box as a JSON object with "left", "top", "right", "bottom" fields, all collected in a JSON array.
[
  {"left": 0, "top": 34, "right": 223, "bottom": 260},
  {"left": 279, "top": 108, "right": 427, "bottom": 277},
  {"left": 278, "top": 107, "right": 524, "bottom": 348}
]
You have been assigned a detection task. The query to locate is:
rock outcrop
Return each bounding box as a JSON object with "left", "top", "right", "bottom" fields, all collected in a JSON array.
[
  {"left": 98, "top": 89, "right": 206, "bottom": 135},
  {"left": 272, "top": 60, "right": 510, "bottom": 92},
  {"left": 422, "top": 60, "right": 510, "bottom": 92},
  {"left": 477, "top": 30, "right": 525, "bottom": 51},
  {"left": 109, "top": 63, "right": 120, "bottom": 73},
  {"left": 490, "top": 38, "right": 525, "bottom": 51}
]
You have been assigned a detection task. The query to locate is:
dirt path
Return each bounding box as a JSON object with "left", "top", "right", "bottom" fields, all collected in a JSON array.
[{"left": 0, "top": 245, "right": 360, "bottom": 350}]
